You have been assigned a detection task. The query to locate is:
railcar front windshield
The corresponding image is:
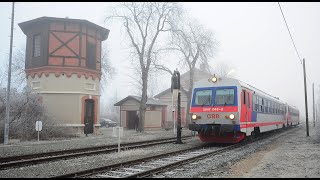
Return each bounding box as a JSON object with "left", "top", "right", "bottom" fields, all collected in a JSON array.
[
  {"left": 215, "top": 88, "right": 235, "bottom": 105},
  {"left": 194, "top": 89, "right": 212, "bottom": 106}
]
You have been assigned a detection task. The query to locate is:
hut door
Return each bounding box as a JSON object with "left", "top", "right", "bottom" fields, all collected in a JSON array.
[
  {"left": 127, "top": 111, "right": 137, "bottom": 130},
  {"left": 84, "top": 99, "right": 94, "bottom": 134}
]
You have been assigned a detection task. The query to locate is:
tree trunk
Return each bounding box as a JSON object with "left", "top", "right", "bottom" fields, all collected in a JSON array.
[{"left": 138, "top": 69, "right": 148, "bottom": 132}]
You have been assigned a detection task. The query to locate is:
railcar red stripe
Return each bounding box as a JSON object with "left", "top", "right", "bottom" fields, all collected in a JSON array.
[
  {"left": 190, "top": 106, "right": 238, "bottom": 113},
  {"left": 240, "top": 121, "right": 284, "bottom": 128}
]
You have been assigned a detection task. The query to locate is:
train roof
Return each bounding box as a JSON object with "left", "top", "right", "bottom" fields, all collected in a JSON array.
[
  {"left": 237, "top": 79, "right": 287, "bottom": 104},
  {"left": 193, "top": 76, "right": 299, "bottom": 108},
  {"left": 237, "top": 79, "right": 299, "bottom": 110}
]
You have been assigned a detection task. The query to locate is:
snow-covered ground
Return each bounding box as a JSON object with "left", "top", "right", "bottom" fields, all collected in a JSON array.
[
  {"left": 232, "top": 123, "right": 320, "bottom": 178},
  {"left": 155, "top": 123, "right": 320, "bottom": 178},
  {"left": 0, "top": 128, "right": 202, "bottom": 178},
  {"left": 0, "top": 128, "right": 193, "bottom": 157}
]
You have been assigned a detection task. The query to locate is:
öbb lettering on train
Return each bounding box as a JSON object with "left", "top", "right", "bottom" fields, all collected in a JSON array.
[{"left": 207, "top": 114, "right": 220, "bottom": 119}]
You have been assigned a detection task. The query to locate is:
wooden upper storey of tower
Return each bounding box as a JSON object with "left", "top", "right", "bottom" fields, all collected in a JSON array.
[{"left": 19, "top": 17, "right": 110, "bottom": 74}]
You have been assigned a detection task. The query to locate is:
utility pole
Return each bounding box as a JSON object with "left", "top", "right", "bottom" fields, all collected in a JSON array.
[
  {"left": 313, "top": 83, "right": 315, "bottom": 127},
  {"left": 316, "top": 102, "right": 318, "bottom": 125},
  {"left": 4, "top": 2, "right": 15, "bottom": 145},
  {"left": 303, "top": 58, "right": 309, "bottom": 136}
]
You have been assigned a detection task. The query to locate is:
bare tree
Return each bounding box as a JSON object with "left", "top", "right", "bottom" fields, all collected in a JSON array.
[
  {"left": 211, "top": 61, "right": 237, "bottom": 78},
  {"left": 106, "top": 2, "right": 182, "bottom": 132},
  {"left": 100, "top": 42, "right": 116, "bottom": 93},
  {"left": 1, "top": 49, "right": 26, "bottom": 90},
  {"left": 101, "top": 91, "right": 120, "bottom": 124},
  {"left": 0, "top": 87, "right": 70, "bottom": 142},
  {"left": 127, "top": 65, "right": 161, "bottom": 98},
  {"left": 154, "top": 16, "right": 218, "bottom": 125}
]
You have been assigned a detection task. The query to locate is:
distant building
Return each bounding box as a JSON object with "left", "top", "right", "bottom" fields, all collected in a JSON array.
[
  {"left": 19, "top": 16, "right": 110, "bottom": 136},
  {"left": 114, "top": 96, "right": 167, "bottom": 130},
  {"left": 115, "top": 67, "right": 212, "bottom": 130}
]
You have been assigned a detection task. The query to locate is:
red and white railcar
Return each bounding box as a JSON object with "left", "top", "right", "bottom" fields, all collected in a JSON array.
[{"left": 189, "top": 76, "right": 299, "bottom": 143}]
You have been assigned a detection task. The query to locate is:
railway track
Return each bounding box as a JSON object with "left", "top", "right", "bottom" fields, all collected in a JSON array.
[
  {"left": 0, "top": 136, "right": 192, "bottom": 170},
  {"left": 52, "top": 126, "right": 299, "bottom": 178}
]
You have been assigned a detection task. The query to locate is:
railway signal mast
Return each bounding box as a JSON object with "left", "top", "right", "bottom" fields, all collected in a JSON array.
[{"left": 171, "top": 69, "right": 183, "bottom": 144}]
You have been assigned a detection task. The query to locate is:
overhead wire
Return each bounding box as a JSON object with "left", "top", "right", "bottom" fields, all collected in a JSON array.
[
  {"left": 278, "top": 2, "right": 313, "bottom": 86},
  {"left": 278, "top": 2, "right": 303, "bottom": 65}
]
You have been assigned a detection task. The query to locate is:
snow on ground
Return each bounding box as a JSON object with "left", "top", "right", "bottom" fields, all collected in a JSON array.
[
  {"left": 154, "top": 123, "right": 320, "bottom": 178},
  {"left": 0, "top": 128, "right": 202, "bottom": 178},
  {"left": 0, "top": 128, "right": 193, "bottom": 157},
  {"left": 231, "top": 123, "right": 320, "bottom": 178}
]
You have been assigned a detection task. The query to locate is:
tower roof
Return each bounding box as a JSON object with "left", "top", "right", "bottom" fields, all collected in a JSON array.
[{"left": 18, "top": 16, "right": 110, "bottom": 40}]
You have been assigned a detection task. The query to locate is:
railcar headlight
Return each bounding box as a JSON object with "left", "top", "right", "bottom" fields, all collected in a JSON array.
[
  {"left": 191, "top": 114, "right": 197, "bottom": 120},
  {"left": 229, "top": 114, "right": 235, "bottom": 120}
]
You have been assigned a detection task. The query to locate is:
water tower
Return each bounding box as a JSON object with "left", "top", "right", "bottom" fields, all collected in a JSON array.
[{"left": 19, "top": 17, "right": 110, "bottom": 135}]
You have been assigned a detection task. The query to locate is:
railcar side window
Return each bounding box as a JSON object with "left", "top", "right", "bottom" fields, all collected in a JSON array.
[
  {"left": 253, "top": 95, "right": 258, "bottom": 112},
  {"left": 194, "top": 89, "right": 212, "bottom": 106},
  {"left": 246, "top": 92, "right": 250, "bottom": 108},
  {"left": 264, "top": 99, "right": 268, "bottom": 113},
  {"left": 215, "top": 89, "right": 235, "bottom": 105},
  {"left": 258, "top": 97, "right": 263, "bottom": 112}
]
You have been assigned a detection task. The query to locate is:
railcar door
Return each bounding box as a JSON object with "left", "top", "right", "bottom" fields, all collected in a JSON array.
[{"left": 241, "top": 90, "right": 252, "bottom": 135}]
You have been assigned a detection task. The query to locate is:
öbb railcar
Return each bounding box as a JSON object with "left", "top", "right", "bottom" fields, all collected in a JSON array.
[{"left": 188, "top": 76, "right": 299, "bottom": 143}]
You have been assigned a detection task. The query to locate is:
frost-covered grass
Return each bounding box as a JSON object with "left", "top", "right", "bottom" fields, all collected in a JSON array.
[{"left": 0, "top": 128, "right": 193, "bottom": 157}]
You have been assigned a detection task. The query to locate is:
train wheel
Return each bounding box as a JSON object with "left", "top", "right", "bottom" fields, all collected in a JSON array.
[
  {"left": 250, "top": 131, "right": 256, "bottom": 140},
  {"left": 253, "top": 127, "right": 260, "bottom": 137}
]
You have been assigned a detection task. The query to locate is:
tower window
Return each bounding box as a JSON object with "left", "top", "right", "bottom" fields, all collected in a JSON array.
[
  {"left": 33, "top": 34, "right": 41, "bottom": 57},
  {"left": 86, "top": 41, "right": 96, "bottom": 69}
]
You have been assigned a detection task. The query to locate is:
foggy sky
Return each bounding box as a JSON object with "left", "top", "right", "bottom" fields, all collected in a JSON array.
[{"left": 0, "top": 2, "right": 319, "bottom": 121}]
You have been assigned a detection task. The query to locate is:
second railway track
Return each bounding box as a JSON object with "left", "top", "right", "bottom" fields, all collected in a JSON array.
[{"left": 0, "top": 136, "right": 192, "bottom": 170}]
